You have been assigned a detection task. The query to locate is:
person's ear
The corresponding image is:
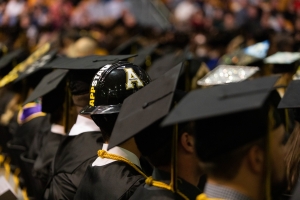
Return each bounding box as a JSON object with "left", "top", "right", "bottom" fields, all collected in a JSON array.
[
  {"left": 247, "top": 145, "right": 265, "bottom": 174},
  {"left": 180, "top": 132, "right": 195, "bottom": 154}
]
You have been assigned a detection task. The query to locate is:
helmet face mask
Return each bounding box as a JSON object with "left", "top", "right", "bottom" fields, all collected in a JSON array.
[{"left": 81, "top": 61, "right": 151, "bottom": 115}]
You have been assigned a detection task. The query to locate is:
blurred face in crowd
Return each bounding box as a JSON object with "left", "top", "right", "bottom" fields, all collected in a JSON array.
[{"left": 270, "top": 124, "right": 288, "bottom": 196}]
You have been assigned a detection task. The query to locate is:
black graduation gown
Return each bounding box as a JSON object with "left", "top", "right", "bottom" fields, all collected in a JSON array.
[
  {"left": 74, "top": 161, "right": 145, "bottom": 200},
  {"left": 45, "top": 131, "right": 103, "bottom": 200},
  {"left": 129, "top": 168, "right": 201, "bottom": 200},
  {"left": 11, "top": 114, "right": 51, "bottom": 149},
  {"left": 27, "top": 119, "right": 52, "bottom": 159},
  {"left": 33, "top": 130, "right": 66, "bottom": 186}
]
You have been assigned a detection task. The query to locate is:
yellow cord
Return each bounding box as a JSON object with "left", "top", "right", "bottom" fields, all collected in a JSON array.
[
  {"left": 97, "top": 150, "right": 189, "bottom": 199},
  {"left": 13, "top": 168, "right": 20, "bottom": 194},
  {"left": 196, "top": 193, "right": 224, "bottom": 200},
  {"left": 4, "top": 157, "right": 11, "bottom": 180}
]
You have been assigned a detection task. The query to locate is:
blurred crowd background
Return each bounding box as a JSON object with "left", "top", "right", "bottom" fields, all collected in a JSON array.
[{"left": 0, "top": 0, "right": 299, "bottom": 71}]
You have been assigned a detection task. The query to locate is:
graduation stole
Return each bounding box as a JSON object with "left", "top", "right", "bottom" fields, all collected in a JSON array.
[
  {"left": 97, "top": 149, "right": 189, "bottom": 200},
  {"left": 17, "top": 102, "right": 46, "bottom": 124},
  {"left": 0, "top": 43, "right": 50, "bottom": 87}
]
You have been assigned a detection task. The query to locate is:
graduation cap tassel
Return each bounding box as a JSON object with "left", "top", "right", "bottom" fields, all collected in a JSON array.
[
  {"left": 170, "top": 123, "right": 189, "bottom": 200},
  {"left": 63, "top": 81, "right": 71, "bottom": 134},
  {"left": 145, "top": 55, "right": 152, "bottom": 71},
  {"left": 170, "top": 123, "right": 178, "bottom": 193},
  {"left": 184, "top": 61, "right": 191, "bottom": 92}
]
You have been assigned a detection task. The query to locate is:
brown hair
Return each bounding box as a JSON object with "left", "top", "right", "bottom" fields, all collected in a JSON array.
[{"left": 285, "top": 121, "right": 300, "bottom": 190}]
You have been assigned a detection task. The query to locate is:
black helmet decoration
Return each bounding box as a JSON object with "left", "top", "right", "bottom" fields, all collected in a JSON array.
[{"left": 80, "top": 61, "right": 151, "bottom": 115}]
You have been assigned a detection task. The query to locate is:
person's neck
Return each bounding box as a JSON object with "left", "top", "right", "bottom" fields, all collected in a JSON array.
[
  {"left": 118, "top": 138, "right": 141, "bottom": 158},
  {"left": 207, "top": 173, "right": 264, "bottom": 200},
  {"left": 157, "top": 158, "right": 201, "bottom": 187}
]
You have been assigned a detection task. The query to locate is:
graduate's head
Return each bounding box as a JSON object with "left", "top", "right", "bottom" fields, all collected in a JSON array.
[
  {"left": 162, "top": 76, "right": 288, "bottom": 198},
  {"left": 69, "top": 69, "right": 99, "bottom": 111},
  {"left": 81, "top": 61, "right": 151, "bottom": 142},
  {"left": 277, "top": 80, "right": 300, "bottom": 190},
  {"left": 196, "top": 101, "right": 287, "bottom": 196},
  {"left": 134, "top": 120, "right": 197, "bottom": 168}
]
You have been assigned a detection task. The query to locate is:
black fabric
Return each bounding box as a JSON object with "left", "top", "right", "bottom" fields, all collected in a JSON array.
[
  {"left": 11, "top": 115, "right": 50, "bottom": 149},
  {"left": 0, "top": 89, "right": 15, "bottom": 153},
  {"left": 68, "top": 69, "right": 98, "bottom": 95},
  {"left": 129, "top": 168, "right": 201, "bottom": 200},
  {"left": 24, "top": 69, "right": 68, "bottom": 105},
  {"left": 74, "top": 161, "right": 145, "bottom": 200},
  {"left": 33, "top": 131, "right": 66, "bottom": 187},
  {"left": 45, "top": 131, "right": 103, "bottom": 200},
  {"left": 108, "top": 63, "right": 182, "bottom": 149},
  {"left": 27, "top": 118, "right": 51, "bottom": 159},
  {"left": 278, "top": 80, "right": 300, "bottom": 109}
]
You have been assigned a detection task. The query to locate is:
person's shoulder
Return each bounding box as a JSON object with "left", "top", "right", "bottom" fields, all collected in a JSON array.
[
  {"left": 53, "top": 135, "right": 100, "bottom": 173},
  {"left": 129, "top": 184, "right": 175, "bottom": 200}
]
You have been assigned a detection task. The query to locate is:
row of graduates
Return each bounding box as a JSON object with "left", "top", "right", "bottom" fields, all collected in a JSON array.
[{"left": 0, "top": 36, "right": 299, "bottom": 200}]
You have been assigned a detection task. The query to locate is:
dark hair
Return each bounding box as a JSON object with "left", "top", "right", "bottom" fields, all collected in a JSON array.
[
  {"left": 202, "top": 138, "right": 265, "bottom": 180},
  {"left": 200, "top": 102, "right": 283, "bottom": 180},
  {"left": 91, "top": 113, "right": 118, "bottom": 142},
  {"left": 135, "top": 120, "right": 194, "bottom": 168}
]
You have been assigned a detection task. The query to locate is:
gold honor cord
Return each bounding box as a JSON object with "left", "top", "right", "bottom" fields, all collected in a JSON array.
[
  {"left": 196, "top": 193, "right": 224, "bottom": 200},
  {"left": 0, "top": 43, "right": 50, "bottom": 87},
  {"left": 97, "top": 150, "right": 188, "bottom": 200}
]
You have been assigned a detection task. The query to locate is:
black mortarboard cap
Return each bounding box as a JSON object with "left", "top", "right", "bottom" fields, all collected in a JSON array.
[
  {"left": 0, "top": 43, "right": 52, "bottom": 87},
  {"left": 219, "top": 40, "right": 270, "bottom": 66},
  {"left": 13, "top": 50, "right": 57, "bottom": 83},
  {"left": 133, "top": 43, "right": 157, "bottom": 67},
  {"left": 278, "top": 80, "right": 300, "bottom": 109},
  {"left": 44, "top": 55, "right": 137, "bottom": 95},
  {"left": 0, "top": 48, "right": 25, "bottom": 70},
  {"left": 108, "top": 62, "right": 183, "bottom": 149},
  {"left": 264, "top": 52, "right": 300, "bottom": 74},
  {"left": 45, "top": 55, "right": 137, "bottom": 70},
  {"left": 162, "top": 76, "right": 282, "bottom": 161},
  {"left": 197, "top": 65, "right": 259, "bottom": 86},
  {"left": 277, "top": 80, "right": 300, "bottom": 123},
  {"left": 112, "top": 35, "right": 140, "bottom": 55},
  {"left": 147, "top": 52, "right": 185, "bottom": 80},
  {"left": 24, "top": 69, "right": 68, "bottom": 105}
]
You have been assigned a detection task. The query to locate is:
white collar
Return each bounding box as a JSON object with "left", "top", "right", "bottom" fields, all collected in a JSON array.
[
  {"left": 92, "top": 143, "right": 141, "bottom": 168},
  {"left": 51, "top": 124, "right": 66, "bottom": 135},
  {"left": 68, "top": 115, "right": 100, "bottom": 136}
]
